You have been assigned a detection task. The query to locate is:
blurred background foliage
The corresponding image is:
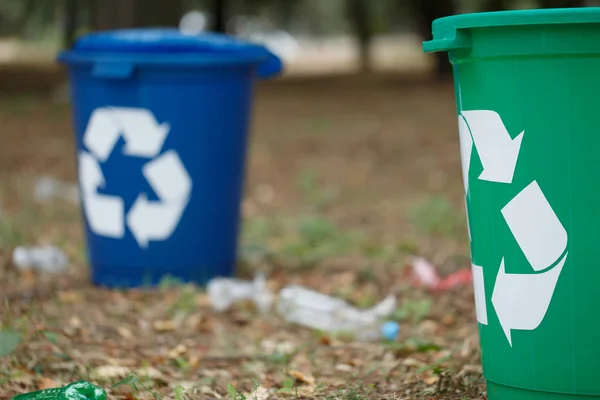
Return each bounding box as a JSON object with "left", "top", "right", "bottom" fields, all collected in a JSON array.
[{"left": 0, "top": 0, "right": 596, "bottom": 78}]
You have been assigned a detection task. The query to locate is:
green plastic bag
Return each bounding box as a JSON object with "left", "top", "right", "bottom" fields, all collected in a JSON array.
[{"left": 11, "top": 381, "right": 106, "bottom": 400}]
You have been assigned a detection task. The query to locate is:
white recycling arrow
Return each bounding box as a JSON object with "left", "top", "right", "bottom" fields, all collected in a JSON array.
[
  {"left": 126, "top": 150, "right": 192, "bottom": 248},
  {"left": 142, "top": 150, "right": 192, "bottom": 202},
  {"left": 80, "top": 106, "right": 192, "bottom": 248},
  {"left": 492, "top": 181, "right": 568, "bottom": 346},
  {"left": 459, "top": 110, "right": 524, "bottom": 188},
  {"left": 83, "top": 108, "right": 122, "bottom": 162},
  {"left": 492, "top": 253, "right": 567, "bottom": 347},
  {"left": 471, "top": 263, "right": 488, "bottom": 326},
  {"left": 126, "top": 194, "right": 190, "bottom": 249},
  {"left": 114, "top": 107, "right": 170, "bottom": 158},
  {"left": 83, "top": 107, "right": 169, "bottom": 162},
  {"left": 78, "top": 151, "right": 124, "bottom": 238}
]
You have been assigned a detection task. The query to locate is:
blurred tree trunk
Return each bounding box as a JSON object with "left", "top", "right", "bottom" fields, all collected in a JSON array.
[
  {"left": 347, "top": 0, "right": 372, "bottom": 72},
  {"left": 539, "top": 0, "right": 585, "bottom": 7},
  {"left": 211, "top": 0, "right": 227, "bottom": 32},
  {"left": 485, "top": 0, "right": 510, "bottom": 11},
  {"left": 412, "top": 0, "right": 456, "bottom": 80},
  {"left": 278, "top": 0, "right": 299, "bottom": 26},
  {"left": 91, "top": 0, "right": 183, "bottom": 31},
  {"left": 63, "top": 0, "right": 78, "bottom": 49},
  {"left": 91, "top": 0, "right": 136, "bottom": 30},
  {"left": 16, "top": 0, "right": 36, "bottom": 37},
  {"left": 134, "top": 0, "right": 184, "bottom": 27}
]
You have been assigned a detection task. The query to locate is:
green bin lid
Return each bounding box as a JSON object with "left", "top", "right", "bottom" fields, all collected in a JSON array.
[{"left": 423, "top": 7, "right": 600, "bottom": 53}]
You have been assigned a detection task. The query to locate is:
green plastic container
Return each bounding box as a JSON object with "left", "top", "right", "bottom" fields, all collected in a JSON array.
[{"left": 424, "top": 7, "right": 600, "bottom": 400}]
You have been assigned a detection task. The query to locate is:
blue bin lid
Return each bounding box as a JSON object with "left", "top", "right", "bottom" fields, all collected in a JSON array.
[{"left": 58, "top": 28, "right": 282, "bottom": 79}]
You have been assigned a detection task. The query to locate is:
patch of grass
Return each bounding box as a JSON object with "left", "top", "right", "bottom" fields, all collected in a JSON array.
[
  {"left": 111, "top": 374, "right": 159, "bottom": 400},
  {"left": 167, "top": 284, "right": 197, "bottom": 316},
  {"left": 279, "top": 215, "right": 360, "bottom": 267},
  {"left": 3, "top": 96, "right": 42, "bottom": 115},
  {"left": 0, "top": 213, "right": 27, "bottom": 249},
  {"left": 384, "top": 337, "right": 443, "bottom": 355},
  {"left": 298, "top": 169, "right": 338, "bottom": 211},
  {"left": 173, "top": 385, "right": 186, "bottom": 400},
  {"left": 0, "top": 329, "right": 21, "bottom": 357},
  {"left": 408, "top": 195, "right": 464, "bottom": 237},
  {"left": 325, "top": 382, "right": 376, "bottom": 400},
  {"left": 417, "top": 355, "right": 452, "bottom": 376},
  {"left": 393, "top": 299, "right": 433, "bottom": 324},
  {"left": 227, "top": 380, "right": 262, "bottom": 400}
]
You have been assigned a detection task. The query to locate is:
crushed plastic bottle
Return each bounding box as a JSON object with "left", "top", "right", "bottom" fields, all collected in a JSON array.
[
  {"left": 12, "top": 245, "right": 69, "bottom": 273},
  {"left": 276, "top": 285, "right": 397, "bottom": 341},
  {"left": 207, "top": 273, "right": 273, "bottom": 313},
  {"left": 34, "top": 176, "right": 79, "bottom": 204},
  {"left": 11, "top": 380, "right": 107, "bottom": 400}
]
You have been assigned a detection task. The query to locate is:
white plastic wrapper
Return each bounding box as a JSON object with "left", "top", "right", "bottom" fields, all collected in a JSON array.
[
  {"left": 276, "top": 285, "right": 397, "bottom": 341},
  {"left": 12, "top": 245, "right": 68, "bottom": 273},
  {"left": 207, "top": 274, "right": 273, "bottom": 314}
]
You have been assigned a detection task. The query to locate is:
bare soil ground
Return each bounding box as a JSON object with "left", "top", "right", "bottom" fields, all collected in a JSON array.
[{"left": 0, "top": 74, "right": 485, "bottom": 399}]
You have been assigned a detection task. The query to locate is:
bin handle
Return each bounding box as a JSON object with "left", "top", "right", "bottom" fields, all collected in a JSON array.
[
  {"left": 257, "top": 51, "right": 283, "bottom": 79},
  {"left": 92, "top": 62, "right": 135, "bottom": 80},
  {"left": 422, "top": 29, "right": 471, "bottom": 53}
]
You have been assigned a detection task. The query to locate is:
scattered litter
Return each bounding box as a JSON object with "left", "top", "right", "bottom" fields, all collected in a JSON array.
[
  {"left": 207, "top": 273, "right": 273, "bottom": 313},
  {"left": 436, "top": 268, "right": 473, "bottom": 290},
  {"left": 34, "top": 176, "right": 79, "bottom": 204},
  {"left": 276, "top": 285, "right": 397, "bottom": 341},
  {"left": 408, "top": 256, "right": 472, "bottom": 291},
  {"left": 381, "top": 321, "right": 401, "bottom": 341},
  {"left": 409, "top": 256, "right": 441, "bottom": 288},
  {"left": 11, "top": 380, "right": 107, "bottom": 400},
  {"left": 12, "top": 245, "right": 68, "bottom": 273}
]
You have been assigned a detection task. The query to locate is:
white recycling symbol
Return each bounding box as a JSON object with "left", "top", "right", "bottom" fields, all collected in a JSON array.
[
  {"left": 78, "top": 107, "right": 192, "bottom": 249},
  {"left": 458, "top": 110, "right": 568, "bottom": 347}
]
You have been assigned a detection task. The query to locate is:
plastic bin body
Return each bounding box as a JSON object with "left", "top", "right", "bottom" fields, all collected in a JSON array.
[
  {"left": 424, "top": 8, "right": 600, "bottom": 400},
  {"left": 58, "top": 29, "right": 281, "bottom": 288}
]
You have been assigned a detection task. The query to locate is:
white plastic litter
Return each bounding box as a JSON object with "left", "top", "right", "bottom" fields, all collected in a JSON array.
[
  {"left": 34, "top": 176, "right": 79, "bottom": 204},
  {"left": 12, "top": 245, "right": 69, "bottom": 273},
  {"left": 207, "top": 274, "right": 273, "bottom": 313},
  {"left": 276, "top": 285, "right": 397, "bottom": 341}
]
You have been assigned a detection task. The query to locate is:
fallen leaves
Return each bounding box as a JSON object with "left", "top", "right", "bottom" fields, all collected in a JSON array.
[
  {"left": 38, "top": 377, "right": 59, "bottom": 390},
  {"left": 153, "top": 320, "right": 177, "bottom": 332},
  {"left": 91, "top": 365, "right": 131, "bottom": 381},
  {"left": 288, "top": 370, "right": 316, "bottom": 385}
]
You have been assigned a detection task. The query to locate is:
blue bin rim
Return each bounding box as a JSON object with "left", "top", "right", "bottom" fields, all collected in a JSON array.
[{"left": 58, "top": 28, "right": 282, "bottom": 78}]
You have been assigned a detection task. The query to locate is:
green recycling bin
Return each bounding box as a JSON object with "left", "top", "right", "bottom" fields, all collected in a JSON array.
[{"left": 424, "top": 7, "right": 600, "bottom": 400}]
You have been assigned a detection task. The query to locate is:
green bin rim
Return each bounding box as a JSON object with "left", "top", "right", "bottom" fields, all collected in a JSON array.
[{"left": 424, "top": 7, "right": 600, "bottom": 52}]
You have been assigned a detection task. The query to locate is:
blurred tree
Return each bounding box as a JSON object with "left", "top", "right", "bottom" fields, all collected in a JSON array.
[
  {"left": 485, "top": 0, "right": 510, "bottom": 10},
  {"left": 346, "top": 0, "right": 372, "bottom": 72},
  {"left": 91, "top": 0, "right": 136, "bottom": 31},
  {"left": 135, "top": 0, "right": 184, "bottom": 27},
  {"left": 483, "top": 0, "right": 585, "bottom": 10},
  {"left": 91, "top": 0, "right": 183, "bottom": 31},
  {"left": 411, "top": 0, "right": 457, "bottom": 80},
  {"left": 211, "top": 0, "right": 228, "bottom": 32},
  {"left": 539, "top": 0, "right": 585, "bottom": 6},
  {"left": 63, "top": 0, "right": 78, "bottom": 48}
]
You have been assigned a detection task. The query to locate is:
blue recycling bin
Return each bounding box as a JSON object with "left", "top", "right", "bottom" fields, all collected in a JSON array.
[{"left": 58, "top": 29, "right": 282, "bottom": 288}]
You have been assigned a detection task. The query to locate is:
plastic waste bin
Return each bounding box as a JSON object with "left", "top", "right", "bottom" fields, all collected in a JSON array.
[
  {"left": 424, "top": 7, "right": 600, "bottom": 400},
  {"left": 58, "top": 29, "right": 282, "bottom": 288}
]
